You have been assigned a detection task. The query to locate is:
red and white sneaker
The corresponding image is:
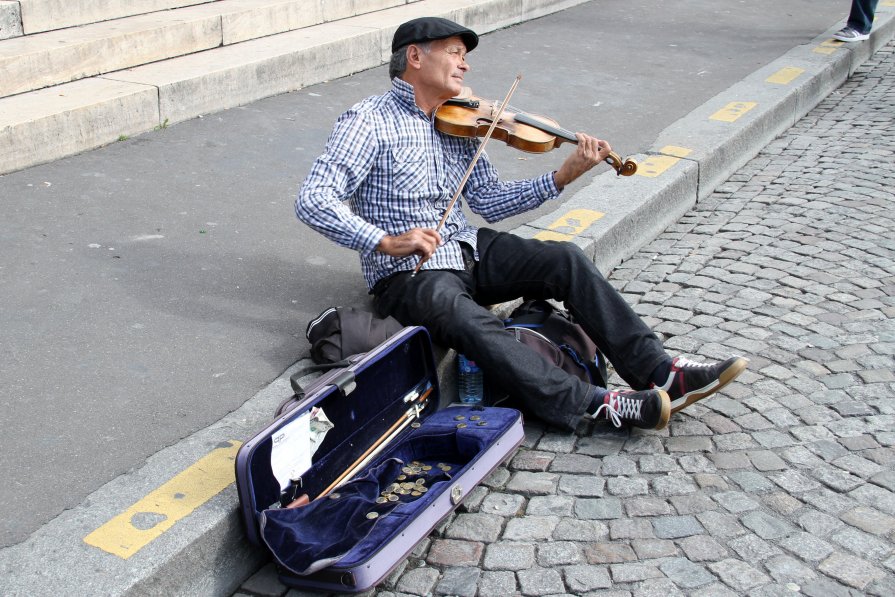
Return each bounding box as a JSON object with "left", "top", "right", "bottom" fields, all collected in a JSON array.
[
  {"left": 653, "top": 356, "right": 748, "bottom": 414},
  {"left": 592, "top": 389, "right": 671, "bottom": 430}
]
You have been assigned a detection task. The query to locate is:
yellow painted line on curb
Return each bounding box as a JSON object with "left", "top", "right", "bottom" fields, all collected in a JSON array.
[
  {"left": 634, "top": 146, "right": 693, "bottom": 177},
  {"left": 84, "top": 441, "right": 241, "bottom": 559},
  {"left": 710, "top": 101, "right": 757, "bottom": 122},
  {"left": 766, "top": 67, "right": 805, "bottom": 85},
  {"left": 660, "top": 145, "right": 692, "bottom": 158},
  {"left": 534, "top": 209, "right": 604, "bottom": 241},
  {"left": 636, "top": 155, "right": 680, "bottom": 178},
  {"left": 814, "top": 39, "right": 844, "bottom": 54}
]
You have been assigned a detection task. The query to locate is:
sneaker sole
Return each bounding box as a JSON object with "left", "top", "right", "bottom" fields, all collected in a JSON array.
[
  {"left": 655, "top": 389, "right": 671, "bottom": 430},
  {"left": 669, "top": 357, "right": 748, "bottom": 415}
]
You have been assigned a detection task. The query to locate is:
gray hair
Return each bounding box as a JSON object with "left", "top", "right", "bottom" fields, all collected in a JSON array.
[{"left": 389, "top": 41, "right": 431, "bottom": 79}]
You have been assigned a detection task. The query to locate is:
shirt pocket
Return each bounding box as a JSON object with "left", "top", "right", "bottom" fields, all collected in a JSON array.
[{"left": 391, "top": 146, "right": 429, "bottom": 192}]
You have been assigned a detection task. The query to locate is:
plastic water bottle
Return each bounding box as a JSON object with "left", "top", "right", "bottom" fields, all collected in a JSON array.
[{"left": 458, "top": 354, "right": 484, "bottom": 404}]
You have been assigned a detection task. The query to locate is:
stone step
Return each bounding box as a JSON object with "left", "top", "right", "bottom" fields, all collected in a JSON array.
[
  {"left": 0, "top": 0, "right": 586, "bottom": 176},
  {"left": 1, "top": 1, "right": 24, "bottom": 40},
  {"left": 19, "top": 0, "right": 215, "bottom": 34},
  {"left": 0, "top": 0, "right": 413, "bottom": 98}
]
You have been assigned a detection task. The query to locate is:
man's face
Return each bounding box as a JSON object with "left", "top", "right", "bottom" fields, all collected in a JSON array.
[{"left": 415, "top": 36, "right": 470, "bottom": 100}]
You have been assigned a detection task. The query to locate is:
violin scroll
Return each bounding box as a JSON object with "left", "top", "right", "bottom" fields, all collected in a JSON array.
[{"left": 604, "top": 151, "right": 637, "bottom": 176}]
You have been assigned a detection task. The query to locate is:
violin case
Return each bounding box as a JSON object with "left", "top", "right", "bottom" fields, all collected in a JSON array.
[{"left": 235, "top": 326, "right": 525, "bottom": 593}]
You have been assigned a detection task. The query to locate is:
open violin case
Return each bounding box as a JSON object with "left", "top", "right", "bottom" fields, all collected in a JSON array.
[{"left": 235, "top": 326, "right": 525, "bottom": 592}]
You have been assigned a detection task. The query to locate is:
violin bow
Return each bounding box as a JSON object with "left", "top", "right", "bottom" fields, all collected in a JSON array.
[
  {"left": 315, "top": 384, "right": 433, "bottom": 500},
  {"left": 411, "top": 74, "right": 523, "bottom": 277}
]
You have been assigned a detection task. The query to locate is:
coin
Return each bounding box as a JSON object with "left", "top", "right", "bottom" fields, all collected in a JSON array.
[
  {"left": 388, "top": 494, "right": 399, "bottom": 502},
  {"left": 469, "top": 415, "right": 481, "bottom": 421},
  {"left": 442, "top": 465, "right": 452, "bottom": 471},
  {"left": 457, "top": 423, "right": 467, "bottom": 428},
  {"left": 477, "top": 421, "right": 488, "bottom": 426},
  {"left": 397, "top": 474, "right": 406, "bottom": 481},
  {"left": 366, "top": 512, "right": 379, "bottom": 520},
  {"left": 411, "top": 491, "right": 421, "bottom": 497},
  {"left": 411, "top": 422, "right": 421, "bottom": 428},
  {"left": 376, "top": 496, "right": 387, "bottom": 504},
  {"left": 454, "top": 415, "right": 466, "bottom": 421},
  {"left": 329, "top": 492, "right": 341, "bottom": 499}
]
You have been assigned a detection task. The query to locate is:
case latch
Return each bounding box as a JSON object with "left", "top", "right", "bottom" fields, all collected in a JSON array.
[{"left": 450, "top": 484, "right": 463, "bottom": 505}]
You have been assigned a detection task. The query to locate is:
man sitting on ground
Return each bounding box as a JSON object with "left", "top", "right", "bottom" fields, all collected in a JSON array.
[{"left": 295, "top": 17, "right": 747, "bottom": 431}]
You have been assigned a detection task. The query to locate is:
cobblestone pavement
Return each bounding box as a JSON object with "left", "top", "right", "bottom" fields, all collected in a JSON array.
[{"left": 236, "top": 42, "right": 895, "bottom": 597}]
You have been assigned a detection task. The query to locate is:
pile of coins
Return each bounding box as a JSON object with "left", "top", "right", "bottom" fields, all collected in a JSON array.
[
  {"left": 454, "top": 413, "right": 488, "bottom": 428},
  {"left": 364, "top": 460, "right": 455, "bottom": 520}
]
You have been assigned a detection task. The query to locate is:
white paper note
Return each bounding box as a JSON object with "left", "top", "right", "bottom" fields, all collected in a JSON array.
[{"left": 270, "top": 411, "right": 312, "bottom": 491}]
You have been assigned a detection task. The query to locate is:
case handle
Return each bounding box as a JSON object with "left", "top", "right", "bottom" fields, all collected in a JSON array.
[{"left": 276, "top": 358, "right": 360, "bottom": 418}]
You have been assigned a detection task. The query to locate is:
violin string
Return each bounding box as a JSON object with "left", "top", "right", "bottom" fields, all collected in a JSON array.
[{"left": 492, "top": 101, "right": 576, "bottom": 139}]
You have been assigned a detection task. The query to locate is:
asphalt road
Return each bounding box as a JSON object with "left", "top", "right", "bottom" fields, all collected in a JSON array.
[{"left": 0, "top": 0, "right": 847, "bottom": 547}]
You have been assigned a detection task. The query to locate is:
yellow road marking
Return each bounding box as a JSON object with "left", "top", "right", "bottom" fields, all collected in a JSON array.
[
  {"left": 534, "top": 209, "right": 604, "bottom": 241},
  {"left": 766, "top": 67, "right": 805, "bottom": 85},
  {"left": 659, "top": 145, "right": 692, "bottom": 158},
  {"left": 814, "top": 39, "right": 843, "bottom": 54},
  {"left": 636, "top": 155, "right": 680, "bottom": 178},
  {"left": 710, "top": 101, "right": 757, "bottom": 123},
  {"left": 84, "top": 441, "right": 241, "bottom": 559}
]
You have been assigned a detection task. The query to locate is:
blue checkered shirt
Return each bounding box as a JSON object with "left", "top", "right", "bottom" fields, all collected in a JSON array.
[{"left": 295, "top": 77, "right": 561, "bottom": 290}]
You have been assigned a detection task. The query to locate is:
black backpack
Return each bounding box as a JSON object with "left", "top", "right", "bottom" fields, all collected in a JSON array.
[{"left": 502, "top": 299, "right": 608, "bottom": 390}]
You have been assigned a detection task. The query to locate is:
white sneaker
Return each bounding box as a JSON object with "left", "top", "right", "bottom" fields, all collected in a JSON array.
[{"left": 833, "top": 27, "right": 869, "bottom": 42}]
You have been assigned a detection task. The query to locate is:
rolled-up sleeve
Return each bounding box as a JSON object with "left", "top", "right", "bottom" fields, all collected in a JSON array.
[{"left": 462, "top": 156, "right": 561, "bottom": 223}]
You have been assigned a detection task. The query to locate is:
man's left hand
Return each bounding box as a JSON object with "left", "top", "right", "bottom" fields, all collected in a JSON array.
[{"left": 553, "top": 133, "right": 610, "bottom": 190}]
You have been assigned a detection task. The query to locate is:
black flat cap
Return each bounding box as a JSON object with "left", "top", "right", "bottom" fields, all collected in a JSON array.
[{"left": 392, "top": 17, "right": 478, "bottom": 53}]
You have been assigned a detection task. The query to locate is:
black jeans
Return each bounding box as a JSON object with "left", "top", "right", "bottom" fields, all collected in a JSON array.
[{"left": 373, "top": 228, "right": 668, "bottom": 430}]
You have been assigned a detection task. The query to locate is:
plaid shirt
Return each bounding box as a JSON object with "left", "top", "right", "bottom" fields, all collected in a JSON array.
[{"left": 295, "top": 77, "right": 561, "bottom": 290}]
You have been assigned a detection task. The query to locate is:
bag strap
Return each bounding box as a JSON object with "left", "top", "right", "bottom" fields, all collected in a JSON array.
[
  {"left": 288, "top": 360, "right": 351, "bottom": 395},
  {"left": 276, "top": 356, "right": 361, "bottom": 418}
]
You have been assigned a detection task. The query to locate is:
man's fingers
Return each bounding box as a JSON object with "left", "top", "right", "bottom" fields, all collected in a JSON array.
[{"left": 377, "top": 227, "right": 449, "bottom": 258}]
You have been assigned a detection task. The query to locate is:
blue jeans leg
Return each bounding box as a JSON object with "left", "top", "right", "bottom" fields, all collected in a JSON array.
[{"left": 847, "top": 0, "right": 879, "bottom": 33}]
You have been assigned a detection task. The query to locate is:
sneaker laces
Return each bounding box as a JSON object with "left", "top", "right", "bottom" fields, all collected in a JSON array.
[
  {"left": 674, "top": 357, "right": 713, "bottom": 369},
  {"left": 593, "top": 392, "right": 641, "bottom": 428}
]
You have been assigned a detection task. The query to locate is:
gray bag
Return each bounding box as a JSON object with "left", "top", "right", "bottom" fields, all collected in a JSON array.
[{"left": 305, "top": 306, "right": 404, "bottom": 365}]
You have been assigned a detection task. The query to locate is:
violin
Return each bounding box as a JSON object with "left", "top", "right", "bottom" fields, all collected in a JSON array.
[{"left": 434, "top": 92, "right": 637, "bottom": 176}]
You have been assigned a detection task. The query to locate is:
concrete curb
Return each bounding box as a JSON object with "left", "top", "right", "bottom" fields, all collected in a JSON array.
[{"left": 1, "top": 9, "right": 893, "bottom": 597}]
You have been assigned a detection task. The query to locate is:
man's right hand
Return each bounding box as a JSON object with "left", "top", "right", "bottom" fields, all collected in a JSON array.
[{"left": 376, "top": 228, "right": 442, "bottom": 259}]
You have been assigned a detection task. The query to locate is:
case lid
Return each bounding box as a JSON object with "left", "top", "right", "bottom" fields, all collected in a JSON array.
[{"left": 236, "top": 326, "right": 439, "bottom": 544}]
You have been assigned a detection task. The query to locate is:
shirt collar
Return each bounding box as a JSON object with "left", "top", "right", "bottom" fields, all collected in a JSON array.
[{"left": 391, "top": 77, "right": 427, "bottom": 117}]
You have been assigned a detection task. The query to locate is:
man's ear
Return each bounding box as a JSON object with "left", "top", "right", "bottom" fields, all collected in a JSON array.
[{"left": 406, "top": 44, "right": 423, "bottom": 70}]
